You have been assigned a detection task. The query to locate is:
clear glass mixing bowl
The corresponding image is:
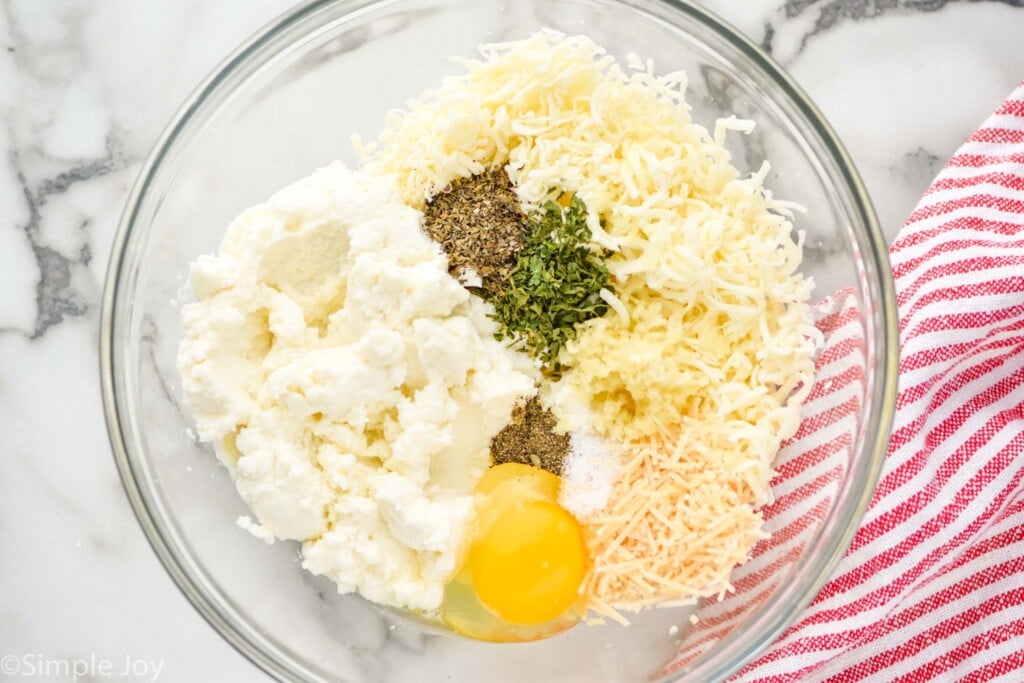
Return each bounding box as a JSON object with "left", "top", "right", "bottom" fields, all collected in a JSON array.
[{"left": 100, "top": 0, "right": 898, "bottom": 680}]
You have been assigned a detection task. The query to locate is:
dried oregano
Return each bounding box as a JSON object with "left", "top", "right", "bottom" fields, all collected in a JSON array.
[{"left": 423, "top": 169, "right": 529, "bottom": 298}]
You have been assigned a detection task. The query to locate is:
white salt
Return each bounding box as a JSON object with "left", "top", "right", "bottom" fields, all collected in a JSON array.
[
  {"left": 559, "top": 426, "right": 622, "bottom": 520},
  {"left": 544, "top": 380, "right": 623, "bottom": 519}
]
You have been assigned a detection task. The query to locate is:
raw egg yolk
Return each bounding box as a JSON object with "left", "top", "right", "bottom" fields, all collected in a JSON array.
[
  {"left": 471, "top": 497, "right": 588, "bottom": 624},
  {"left": 440, "top": 463, "right": 590, "bottom": 641}
]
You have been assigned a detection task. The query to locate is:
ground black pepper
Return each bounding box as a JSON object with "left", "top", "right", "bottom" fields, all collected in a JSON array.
[
  {"left": 490, "top": 396, "right": 570, "bottom": 475},
  {"left": 423, "top": 168, "right": 530, "bottom": 298}
]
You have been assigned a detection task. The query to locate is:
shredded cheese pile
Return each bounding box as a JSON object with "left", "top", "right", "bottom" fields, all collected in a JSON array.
[
  {"left": 363, "top": 31, "right": 819, "bottom": 615},
  {"left": 586, "top": 428, "right": 774, "bottom": 618}
]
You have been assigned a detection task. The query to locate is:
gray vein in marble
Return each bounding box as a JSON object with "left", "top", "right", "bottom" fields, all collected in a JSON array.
[
  {"left": 2, "top": 0, "right": 128, "bottom": 339},
  {"left": 384, "top": 623, "right": 426, "bottom": 655},
  {"left": 295, "top": 572, "right": 398, "bottom": 680},
  {"left": 8, "top": 446, "right": 125, "bottom": 561},
  {"left": 140, "top": 314, "right": 193, "bottom": 432},
  {"left": 781, "top": 0, "right": 1024, "bottom": 54},
  {"left": 4, "top": 136, "right": 125, "bottom": 339},
  {"left": 2, "top": 0, "right": 132, "bottom": 340},
  {"left": 10, "top": 447, "right": 85, "bottom": 518},
  {"left": 761, "top": 21, "right": 777, "bottom": 53},
  {"left": 890, "top": 146, "right": 946, "bottom": 199},
  {"left": 295, "top": 570, "right": 430, "bottom": 678}
]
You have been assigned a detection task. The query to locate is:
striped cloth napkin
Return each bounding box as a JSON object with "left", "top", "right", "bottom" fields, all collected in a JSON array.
[
  {"left": 664, "top": 83, "right": 1024, "bottom": 681},
  {"left": 734, "top": 82, "right": 1024, "bottom": 681}
]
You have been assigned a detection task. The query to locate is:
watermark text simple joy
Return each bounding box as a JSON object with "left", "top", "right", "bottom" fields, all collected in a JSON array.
[{"left": 1, "top": 653, "right": 164, "bottom": 681}]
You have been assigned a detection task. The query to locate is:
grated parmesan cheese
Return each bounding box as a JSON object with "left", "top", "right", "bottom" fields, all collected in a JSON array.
[{"left": 363, "top": 31, "right": 818, "bottom": 616}]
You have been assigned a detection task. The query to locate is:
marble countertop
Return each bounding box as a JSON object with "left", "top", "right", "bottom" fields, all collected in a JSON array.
[{"left": 2, "top": 0, "right": 1023, "bottom": 681}]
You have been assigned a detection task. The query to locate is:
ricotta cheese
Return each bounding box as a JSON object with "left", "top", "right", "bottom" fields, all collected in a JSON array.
[{"left": 177, "top": 163, "right": 536, "bottom": 611}]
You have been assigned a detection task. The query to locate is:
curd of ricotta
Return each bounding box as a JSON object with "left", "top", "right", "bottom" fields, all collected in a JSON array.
[{"left": 177, "top": 163, "right": 536, "bottom": 611}]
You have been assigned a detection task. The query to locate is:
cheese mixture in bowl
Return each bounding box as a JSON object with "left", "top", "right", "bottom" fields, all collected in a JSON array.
[
  {"left": 176, "top": 31, "right": 819, "bottom": 641},
  {"left": 104, "top": 1, "right": 898, "bottom": 680}
]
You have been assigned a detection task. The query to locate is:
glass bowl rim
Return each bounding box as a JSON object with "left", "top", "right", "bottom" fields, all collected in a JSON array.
[{"left": 99, "top": 0, "right": 899, "bottom": 680}]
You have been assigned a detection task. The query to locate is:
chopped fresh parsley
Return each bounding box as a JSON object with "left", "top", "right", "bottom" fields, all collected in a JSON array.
[{"left": 487, "top": 195, "right": 612, "bottom": 372}]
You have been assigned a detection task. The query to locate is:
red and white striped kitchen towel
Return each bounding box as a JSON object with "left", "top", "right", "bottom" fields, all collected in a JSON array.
[
  {"left": 739, "top": 82, "right": 1024, "bottom": 681},
  {"left": 666, "top": 82, "right": 1024, "bottom": 681}
]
